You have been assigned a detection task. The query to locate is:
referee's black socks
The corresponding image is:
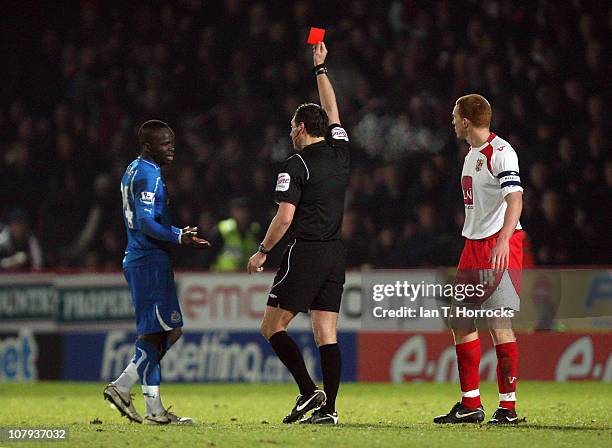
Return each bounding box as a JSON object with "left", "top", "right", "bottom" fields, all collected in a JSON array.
[
  {"left": 319, "top": 343, "right": 341, "bottom": 414},
  {"left": 269, "top": 331, "right": 316, "bottom": 396}
]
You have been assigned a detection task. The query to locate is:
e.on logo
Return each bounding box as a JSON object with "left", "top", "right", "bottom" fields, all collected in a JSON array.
[
  {"left": 462, "top": 176, "right": 474, "bottom": 206},
  {"left": 389, "top": 335, "right": 497, "bottom": 383},
  {"left": 555, "top": 336, "right": 612, "bottom": 381}
]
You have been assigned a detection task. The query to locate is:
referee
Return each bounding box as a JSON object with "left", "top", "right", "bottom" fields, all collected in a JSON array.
[{"left": 247, "top": 42, "right": 350, "bottom": 425}]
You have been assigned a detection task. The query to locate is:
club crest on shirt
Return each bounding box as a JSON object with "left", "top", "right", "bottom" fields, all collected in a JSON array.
[
  {"left": 475, "top": 159, "right": 484, "bottom": 172},
  {"left": 170, "top": 310, "right": 182, "bottom": 323}
]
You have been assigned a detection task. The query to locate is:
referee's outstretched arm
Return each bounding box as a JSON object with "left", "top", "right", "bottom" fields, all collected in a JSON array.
[{"left": 313, "top": 42, "right": 340, "bottom": 125}]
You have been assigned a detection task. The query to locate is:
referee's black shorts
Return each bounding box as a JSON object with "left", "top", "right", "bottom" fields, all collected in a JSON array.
[{"left": 267, "top": 239, "right": 346, "bottom": 313}]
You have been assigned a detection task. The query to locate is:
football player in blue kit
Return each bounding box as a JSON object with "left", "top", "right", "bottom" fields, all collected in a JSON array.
[{"left": 104, "top": 120, "right": 209, "bottom": 424}]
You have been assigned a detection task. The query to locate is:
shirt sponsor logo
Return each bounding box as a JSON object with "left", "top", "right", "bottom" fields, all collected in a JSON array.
[
  {"left": 276, "top": 173, "right": 291, "bottom": 192},
  {"left": 461, "top": 176, "right": 473, "bottom": 207},
  {"left": 331, "top": 127, "right": 349, "bottom": 141},
  {"left": 141, "top": 191, "right": 155, "bottom": 204}
]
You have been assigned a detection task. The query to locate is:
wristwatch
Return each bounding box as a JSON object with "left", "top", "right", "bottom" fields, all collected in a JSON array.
[{"left": 258, "top": 243, "right": 270, "bottom": 254}]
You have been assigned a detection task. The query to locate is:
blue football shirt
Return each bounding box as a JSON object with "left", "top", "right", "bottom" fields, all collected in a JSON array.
[{"left": 120, "top": 157, "right": 178, "bottom": 267}]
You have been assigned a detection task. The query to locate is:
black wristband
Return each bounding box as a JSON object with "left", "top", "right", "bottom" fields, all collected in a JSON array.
[
  {"left": 313, "top": 64, "right": 328, "bottom": 76},
  {"left": 258, "top": 243, "right": 270, "bottom": 254}
]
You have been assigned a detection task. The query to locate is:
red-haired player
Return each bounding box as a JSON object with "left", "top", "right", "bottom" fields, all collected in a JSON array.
[{"left": 434, "top": 94, "right": 523, "bottom": 425}]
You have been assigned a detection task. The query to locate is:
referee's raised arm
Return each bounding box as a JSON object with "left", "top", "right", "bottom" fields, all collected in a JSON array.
[
  {"left": 313, "top": 42, "right": 340, "bottom": 125},
  {"left": 248, "top": 37, "right": 350, "bottom": 425}
]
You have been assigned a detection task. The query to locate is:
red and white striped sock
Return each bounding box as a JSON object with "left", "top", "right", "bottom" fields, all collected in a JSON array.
[
  {"left": 456, "top": 338, "right": 481, "bottom": 409},
  {"left": 496, "top": 341, "right": 518, "bottom": 411}
]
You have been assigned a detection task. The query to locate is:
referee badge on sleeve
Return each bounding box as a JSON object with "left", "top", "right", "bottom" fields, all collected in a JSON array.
[
  {"left": 331, "top": 126, "right": 349, "bottom": 141},
  {"left": 276, "top": 173, "right": 291, "bottom": 191}
]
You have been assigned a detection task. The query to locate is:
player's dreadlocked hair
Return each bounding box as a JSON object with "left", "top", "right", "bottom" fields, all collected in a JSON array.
[
  {"left": 294, "top": 103, "right": 329, "bottom": 137},
  {"left": 137, "top": 120, "right": 174, "bottom": 146}
]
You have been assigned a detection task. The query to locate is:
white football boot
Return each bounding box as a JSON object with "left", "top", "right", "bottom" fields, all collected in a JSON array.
[
  {"left": 144, "top": 407, "right": 194, "bottom": 425},
  {"left": 103, "top": 383, "right": 143, "bottom": 423}
]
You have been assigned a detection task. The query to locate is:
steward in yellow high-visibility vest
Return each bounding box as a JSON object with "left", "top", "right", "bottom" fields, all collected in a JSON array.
[{"left": 212, "top": 218, "right": 260, "bottom": 271}]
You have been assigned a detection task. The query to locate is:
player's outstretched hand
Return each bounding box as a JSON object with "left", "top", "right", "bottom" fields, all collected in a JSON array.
[
  {"left": 313, "top": 42, "right": 328, "bottom": 66},
  {"left": 180, "top": 226, "right": 211, "bottom": 249},
  {"left": 247, "top": 251, "right": 266, "bottom": 274}
]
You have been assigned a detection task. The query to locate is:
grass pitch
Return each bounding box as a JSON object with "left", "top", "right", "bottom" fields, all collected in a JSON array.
[{"left": 0, "top": 382, "right": 610, "bottom": 447}]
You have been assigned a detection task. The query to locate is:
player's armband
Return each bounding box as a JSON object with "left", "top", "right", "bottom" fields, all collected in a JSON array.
[{"left": 497, "top": 171, "right": 523, "bottom": 195}]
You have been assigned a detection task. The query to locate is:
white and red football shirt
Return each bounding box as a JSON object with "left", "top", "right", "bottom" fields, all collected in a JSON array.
[{"left": 461, "top": 133, "right": 523, "bottom": 240}]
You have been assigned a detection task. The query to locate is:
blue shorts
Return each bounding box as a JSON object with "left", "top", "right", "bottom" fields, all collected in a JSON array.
[{"left": 123, "top": 261, "right": 183, "bottom": 336}]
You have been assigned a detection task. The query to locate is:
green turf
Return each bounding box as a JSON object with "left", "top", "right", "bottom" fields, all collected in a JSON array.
[{"left": 0, "top": 382, "right": 610, "bottom": 447}]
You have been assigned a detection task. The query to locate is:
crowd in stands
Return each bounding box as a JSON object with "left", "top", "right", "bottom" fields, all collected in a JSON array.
[{"left": 1, "top": 0, "right": 610, "bottom": 271}]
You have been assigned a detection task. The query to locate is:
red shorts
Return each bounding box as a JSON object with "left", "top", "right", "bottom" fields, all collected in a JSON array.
[{"left": 456, "top": 230, "right": 523, "bottom": 304}]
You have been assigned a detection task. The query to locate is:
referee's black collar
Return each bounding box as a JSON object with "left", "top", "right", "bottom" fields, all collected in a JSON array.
[{"left": 302, "top": 139, "right": 328, "bottom": 151}]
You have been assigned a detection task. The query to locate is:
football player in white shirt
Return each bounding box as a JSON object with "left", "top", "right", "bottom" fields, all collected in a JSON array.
[{"left": 434, "top": 94, "right": 524, "bottom": 425}]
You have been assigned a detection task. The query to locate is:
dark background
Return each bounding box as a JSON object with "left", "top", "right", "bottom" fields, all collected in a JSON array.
[{"left": 0, "top": 0, "right": 610, "bottom": 270}]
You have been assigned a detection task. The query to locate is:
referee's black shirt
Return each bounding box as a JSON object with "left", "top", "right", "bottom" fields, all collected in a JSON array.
[{"left": 274, "top": 123, "right": 350, "bottom": 241}]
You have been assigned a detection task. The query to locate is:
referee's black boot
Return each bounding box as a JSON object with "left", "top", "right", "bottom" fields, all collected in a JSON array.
[
  {"left": 300, "top": 409, "right": 339, "bottom": 425},
  {"left": 282, "top": 389, "right": 326, "bottom": 424}
]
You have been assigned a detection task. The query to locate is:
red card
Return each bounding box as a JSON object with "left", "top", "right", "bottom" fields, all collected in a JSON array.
[{"left": 307, "top": 27, "right": 326, "bottom": 44}]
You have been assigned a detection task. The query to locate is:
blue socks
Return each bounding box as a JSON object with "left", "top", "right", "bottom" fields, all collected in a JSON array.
[{"left": 135, "top": 339, "right": 164, "bottom": 415}]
